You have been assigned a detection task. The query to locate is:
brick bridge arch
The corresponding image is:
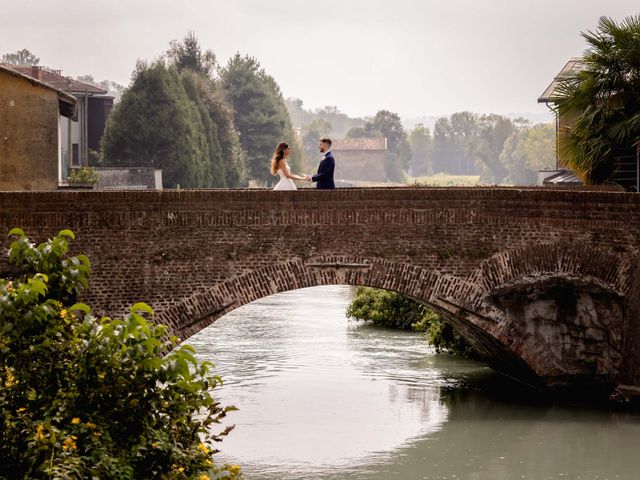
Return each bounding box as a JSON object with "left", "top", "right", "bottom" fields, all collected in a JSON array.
[{"left": 2, "top": 188, "right": 640, "bottom": 397}]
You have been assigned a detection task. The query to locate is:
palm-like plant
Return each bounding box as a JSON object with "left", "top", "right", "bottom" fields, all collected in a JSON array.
[{"left": 554, "top": 15, "right": 640, "bottom": 184}]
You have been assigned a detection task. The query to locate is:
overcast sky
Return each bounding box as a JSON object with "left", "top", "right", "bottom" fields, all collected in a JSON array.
[{"left": 3, "top": 1, "right": 638, "bottom": 120}]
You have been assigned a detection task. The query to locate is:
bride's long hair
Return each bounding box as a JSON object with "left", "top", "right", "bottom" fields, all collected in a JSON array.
[{"left": 270, "top": 142, "right": 289, "bottom": 175}]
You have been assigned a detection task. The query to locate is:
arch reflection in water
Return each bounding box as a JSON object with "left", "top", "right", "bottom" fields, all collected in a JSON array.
[{"left": 186, "top": 285, "right": 451, "bottom": 473}]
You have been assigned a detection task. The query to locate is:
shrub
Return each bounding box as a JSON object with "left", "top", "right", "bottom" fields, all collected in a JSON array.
[
  {"left": 346, "top": 287, "right": 476, "bottom": 356},
  {"left": 68, "top": 166, "right": 99, "bottom": 185},
  {"left": 0, "top": 228, "right": 241, "bottom": 479}
]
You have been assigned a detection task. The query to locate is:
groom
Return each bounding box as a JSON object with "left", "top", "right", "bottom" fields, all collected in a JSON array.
[{"left": 306, "top": 138, "right": 335, "bottom": 189}]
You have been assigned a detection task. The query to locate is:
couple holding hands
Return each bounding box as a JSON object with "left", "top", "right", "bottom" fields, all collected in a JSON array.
[{"left": 271, "top": 138, "right": 335, "bottom": 190}]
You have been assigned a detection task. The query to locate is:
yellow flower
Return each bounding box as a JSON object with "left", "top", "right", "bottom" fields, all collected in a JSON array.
[
  {"left": 62, "top": 436, "right": 77, "bottom": 451},
  {"left": 151, "top": 442, "right": 159, "bottom": 449},
  {"left": 197, "top": 442, "right": 209, "bottom": 454},
  {"left": 36, "top": 424, "right": 46, "bottom": 441},
  {"left": 5, "top": 282, "right": 13, "bottom": 294},
  {"left": 204, "top": 459, "right": 212, "bottom": 466},
  {"left": 228, "top": 465, "right": 241, "bottom": 475},
  {"left": 5, "top": 367, "right": 17, "bottom": 388},
  {"left": 16, "top": 407, "right": 26, "bottom": 413},
  {"left": 92, "top": 431, "right": 102, "bottom": 437},
  {"left": 71, "top": 417, "right": 81, "bottom": 424},
  {"left": 85, "top": 422, "right": 96, "bottom": 429},
  {"left": 198, "top": 474, "right": 210, "bottom": 480},
  {"left": 59, "top": 309, "right": 68, "bottom": 318}
]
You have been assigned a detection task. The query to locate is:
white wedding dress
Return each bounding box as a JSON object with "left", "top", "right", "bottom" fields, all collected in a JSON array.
[{"left": 273, "top": 163, "right": 297, "bottom": 190}]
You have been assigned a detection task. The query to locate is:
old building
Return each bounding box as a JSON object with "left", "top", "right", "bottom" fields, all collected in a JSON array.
[
  {"left": 332, "top": 137, "right": 388, "bottom": 182},
  {"left": 7, "top": 66, "right": 113, "bottom": 177},
  {"left": 0, "top": 64, "right": 76, "bottom": 190}
]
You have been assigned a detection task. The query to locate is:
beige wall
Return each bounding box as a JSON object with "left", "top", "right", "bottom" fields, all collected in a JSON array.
[
  {"left": 334, "top": 150, "right": 387, "bottom": 181},
  {"left": 0, "top": 71, "right": 60, "bottom": 190}
]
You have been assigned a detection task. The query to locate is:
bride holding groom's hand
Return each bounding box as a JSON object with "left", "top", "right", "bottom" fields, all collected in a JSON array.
[{"left": 271, "top": 142, "right": 308, "bottom": 191}]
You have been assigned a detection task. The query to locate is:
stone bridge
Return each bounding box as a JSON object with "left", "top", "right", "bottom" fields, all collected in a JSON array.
[{"left": 2, "top": 187, "right": 640, "bottom": 399}]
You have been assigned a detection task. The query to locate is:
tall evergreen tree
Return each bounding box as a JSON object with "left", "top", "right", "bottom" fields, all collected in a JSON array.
[
  {"left": 101, "top": 62, "right": 210, "bottom": 188},
  {"left": 167, "top": 32, "right": 246, "bottom": 187},
  {"left": 220, "top": 54, "right": 302, "bottom": 185},
  {"left": 102, "top": 33, "right": 246, "bottom": 188}
]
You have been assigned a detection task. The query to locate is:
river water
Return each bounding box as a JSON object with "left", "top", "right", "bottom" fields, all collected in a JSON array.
[{"left": 186, "top": 286, "right": 640, "bottom": 480}]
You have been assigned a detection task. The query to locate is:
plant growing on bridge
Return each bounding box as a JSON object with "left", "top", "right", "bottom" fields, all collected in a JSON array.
[{"left": 0, "top": 228, "right": 241, "bottom": 479}]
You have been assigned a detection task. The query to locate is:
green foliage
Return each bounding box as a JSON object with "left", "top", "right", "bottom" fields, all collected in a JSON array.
[
  {"left": 166, "top": 30, "right": 217, "bottom": 77},
  {"left": 101, "top": 33, "right": 246, "bottom": 188},
  {"left": 500, "top": 123, "right": 555, "bottom": 185},
  {"left": 471, "top": 114, "right": 517, "bottom": 184},
  {"left": 68, "top": 166, "right": 99, "bottom": 185},
  {"left": 0, "top": 229, "right": 241, "bottom": 479},
  {"left": 408, "top": 124, "right": 433, "bottom": 176},
  {"left": 221, "top": 54, "right": 302, "bottom": 185},
  {"left": 554, "top": 15, "right": 640, "bottom": 184},
  {"left": 431, "top": 113, "right": 480, "bottom": 176},
  {"left": 345, "top": 110, "right": 412, "bottom": 182},
  {"left": 346, "top": 287, "right": 475, "bottom": 356},
  {"left": 2, "top": 48, "right": 39, "bottom": 66},
  {"left": 101, "top": 62, "right": 212, "bottom": 188},
  {"left": 346, "top": 287, "right": 425, "bottom": 330}
]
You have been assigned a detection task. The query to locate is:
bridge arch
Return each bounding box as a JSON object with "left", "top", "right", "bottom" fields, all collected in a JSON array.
[{"left": 157, "top": 242, "right": 633, "bottom": 395}]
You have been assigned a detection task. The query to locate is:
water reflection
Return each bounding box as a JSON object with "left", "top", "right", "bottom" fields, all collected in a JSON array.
[{"left": 185, "top": 286, "right": 640, "bottom": 480}]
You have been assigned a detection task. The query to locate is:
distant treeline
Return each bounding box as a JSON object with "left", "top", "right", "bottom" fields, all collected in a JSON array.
[{"left": 287, "top": 100, "right": 555, "bottom": 185}]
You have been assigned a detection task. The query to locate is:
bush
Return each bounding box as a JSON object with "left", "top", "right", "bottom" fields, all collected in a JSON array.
[
  {"left": 346, "top": 287, "right": 475, "bottom": 356},
  {"left": 0, "top": 228, "right": 242, "bottom": 479},
  {"left": 68, "top": 166, "right": 99, "bottom": 185}
]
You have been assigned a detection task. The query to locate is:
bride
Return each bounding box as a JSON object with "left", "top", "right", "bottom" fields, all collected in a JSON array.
[{"left": 271, "top": 142, "right": 306, "bottom": 190}]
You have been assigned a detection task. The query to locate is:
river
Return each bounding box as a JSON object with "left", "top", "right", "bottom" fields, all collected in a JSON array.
[{"left": 186, "top": 285, "right": 640, "bottom": 480}]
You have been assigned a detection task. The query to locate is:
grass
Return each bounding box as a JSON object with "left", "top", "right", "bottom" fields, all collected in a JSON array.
[{"left": 408, "top": 173, "right": 482, "bottom": 187}]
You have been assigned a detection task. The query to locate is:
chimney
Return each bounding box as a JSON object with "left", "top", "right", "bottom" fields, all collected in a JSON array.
[{"left": 30, "top": 66, "right": 43, "bottom": 81}]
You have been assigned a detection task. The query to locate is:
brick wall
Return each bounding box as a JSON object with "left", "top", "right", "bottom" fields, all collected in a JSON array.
[
  {"left": 2, "top": 187, "right": 640, "bottom": 394},
  {"left": 0, "top": 70, "right": 60, "bottom": 191}
]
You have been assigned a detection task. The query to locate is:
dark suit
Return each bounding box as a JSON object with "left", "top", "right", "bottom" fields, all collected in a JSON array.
[{"left": 311, "top": 151, "right": 335, "bottom": 189}]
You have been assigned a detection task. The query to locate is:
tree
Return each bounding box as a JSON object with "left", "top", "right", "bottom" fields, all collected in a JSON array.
[
  {"left": 501, "top": 122, "right": 555, "bottom": 185},
  {"left": 167, "top": 33, "right": 247, "bottom": 187},
  {"left": 2, "top": 48, "right": 39, "bottom": 66},
  {"left": 431, "top": 113, "right": 479, "bottom": 175},
  {"left": 345, "top": 110, "right": 411, "bottom": 182},
  {"left": 371, "top": 110, "right": 412, "bottom": 173},
  {"left": 554, "top": 15, "right": 640, "bottom": 184},
  {"left": 346, "top": 287, "right": 476, "bottom": 355},
  {"left": 300, "top": 118, "right": 332, "bottom": 165},
  {"left": 408, "top": 124, "right": 433, "bottom": 176},
  {"left": 221, "top": 54, "right": 302, "bottom": 185},
  {"left": 101, "top": 33, "right": 246, "bottom": 188},
  {"left": 166, "top": 30, "right": 217, "bottom": 77},
  {"left": 471, "top": 114, "right": 515, "bottom": 184},
  {"left": 101, "top": 62, "right": 211, "bottom": 188},
  {"left": 0, "top": 229, "right": 241, "bottom": 479}
]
